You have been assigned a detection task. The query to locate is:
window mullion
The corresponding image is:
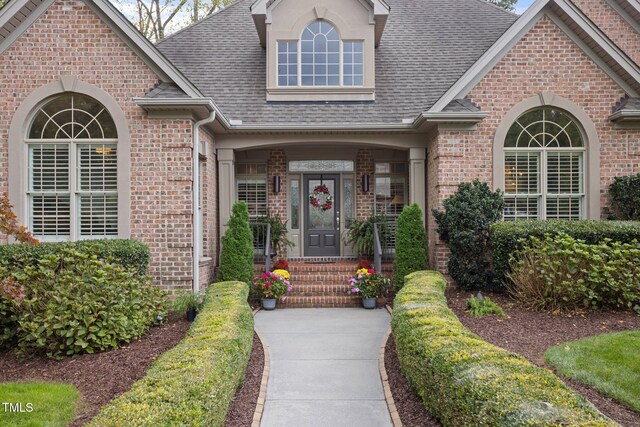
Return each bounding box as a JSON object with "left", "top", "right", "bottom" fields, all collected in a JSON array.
[
  {"left": 70, "top": 141, "right": 78, "bottom": 241},
  {"left": 540, "top": 150, "right": 547, "bottom": 220}
]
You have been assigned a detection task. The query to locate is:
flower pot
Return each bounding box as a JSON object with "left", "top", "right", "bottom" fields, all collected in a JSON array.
[
  {"left": 262, "top": 298, "right": 277, "bottom": 310},
  {"left": 186, "top": 307, "right": 197, "bottom": 321},
  {"left": 362, "top": 297, "right": 377, "bottom": 309}
]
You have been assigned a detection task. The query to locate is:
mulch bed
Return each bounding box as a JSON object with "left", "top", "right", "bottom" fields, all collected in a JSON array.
[
  {"left": 225, "top": 332, "right": 265, "bottom": 427},
  {"left": 385, "top": 334, "right": 441, "bottom": 426},
  {"left": 446, "top": 287, "right": 640, "bottom": 427},
  {"left": 0, "top": 316, "right": 190, "bottom": 426}
]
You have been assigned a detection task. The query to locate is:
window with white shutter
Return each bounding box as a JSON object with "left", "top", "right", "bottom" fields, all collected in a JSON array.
[
  {"left": 26, "top": 94, "right": 119, "bottom": 241},
  {"left": 504, "top": 107, "right": 585, "bottom": 221}
]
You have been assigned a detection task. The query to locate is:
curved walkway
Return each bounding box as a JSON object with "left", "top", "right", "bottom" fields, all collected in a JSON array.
[{"left": 255, "top": 308, "right": 392, "bottom": 427}]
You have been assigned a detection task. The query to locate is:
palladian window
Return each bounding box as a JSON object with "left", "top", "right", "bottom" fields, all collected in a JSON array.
[
  {"left": 277, "top": 20, "right": 363, "bottom": 87},
  {"left": 504, "top": 107, "right": 585, "bottom": 221},
  {"left": 26, "top": 94, "right": 118, "bottom": 240}
]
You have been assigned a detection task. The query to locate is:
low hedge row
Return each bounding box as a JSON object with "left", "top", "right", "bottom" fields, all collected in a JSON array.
[
  {"left": 491, "top": 220, "right": 640, "bottom": 283},
  {"left": 0, "top": 239, "right": 150, "bottom": 275},
  {"left": 391, "top": 271, "right": 617, "bottom": 426},
  {"left": 89, "top": 281, "right": 254, "bottom": 427}
]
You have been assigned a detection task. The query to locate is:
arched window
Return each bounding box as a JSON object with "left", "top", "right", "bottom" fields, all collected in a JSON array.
[
  {"left": 26, "top": 93, "right": 118, "bottom": 240},
  {"left": 277, "top": 20, "right": 363, "bottom": 87},
  {"left": 503, "top": 107, "right": 585, "bottom": 220}
]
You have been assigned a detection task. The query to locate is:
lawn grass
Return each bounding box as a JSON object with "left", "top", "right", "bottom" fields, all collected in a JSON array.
[
  {"left": 0, "top": 382, "right": 79, "bottom": 427},
  {"left": 545, "top": 330, "right": 640, "bottom": 412}
]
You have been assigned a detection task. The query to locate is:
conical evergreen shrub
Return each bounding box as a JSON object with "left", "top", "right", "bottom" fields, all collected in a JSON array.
[
  {"left": 218, "top": 201, "right": 254, "bottom": 285},
  {"left": 393, "top": 204, "right": 427, "bottom": 290}
]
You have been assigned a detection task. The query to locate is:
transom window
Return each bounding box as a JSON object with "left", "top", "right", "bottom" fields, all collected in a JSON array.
[
  {"left": 277, "top": 20, "right": 363, "bottom": 87},
  {"left": 26, "top": 94, "right": 118, "bottom": 240},
  {"left": 504, "top": 107, "right": 585, "bottom": 221}
]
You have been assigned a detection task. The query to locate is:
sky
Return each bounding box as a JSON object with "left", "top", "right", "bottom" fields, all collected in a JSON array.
[{"left": 515, "top": 0, "right": 535, "bottom": 14}]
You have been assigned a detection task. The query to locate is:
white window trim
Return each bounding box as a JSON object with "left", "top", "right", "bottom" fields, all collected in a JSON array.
[
  {"left": 493, "top": 92, "right": 600, "bottom": 220},
  {"left": 8, "top": 77, "right": 131, "bottom": 242}
]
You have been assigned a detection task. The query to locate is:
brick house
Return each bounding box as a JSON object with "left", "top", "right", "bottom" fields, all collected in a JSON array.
[{"left": 1, "top": 0, "right": 639, "bottom": 300}]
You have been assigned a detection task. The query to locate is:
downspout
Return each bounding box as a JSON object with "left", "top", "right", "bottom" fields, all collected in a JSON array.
[{"left": 192, "top": 110, "right": 216, "bottom": 295}]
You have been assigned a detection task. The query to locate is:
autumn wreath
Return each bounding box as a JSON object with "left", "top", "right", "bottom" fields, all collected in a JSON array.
[{"left": 309, "top": 184, "right": 334, "bottom": 212}]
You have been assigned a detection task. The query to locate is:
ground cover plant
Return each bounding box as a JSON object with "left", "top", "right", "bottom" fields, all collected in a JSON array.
[
  {"left": 89, "top": 281, "right": 253, "bottom": 427},
  {"left": 433, "top": 180, "right": 503, "bottom": 291},
  {"left": 546, "top": 331, "right": 640, "bottom": 413},
  {"left": 0, "top": 246, "right": 166, "bottom": 357},
  {"left": 0, "top": 382, "right": 79, "bottom": 427},
  {"left": 508, "top": 234, "right": 640, "bottom": 314},
  {"left": 466, "top": 294, "right": 506, "bottom": 318},
  {"left": 393, "top": 204, "right": 427, "bottom": 290},
  {"left": 219, "top": 201, "right": 255, "bottom": 285},
  {"left": 392, "top": 270, "right": 617, "bottom": 426}
]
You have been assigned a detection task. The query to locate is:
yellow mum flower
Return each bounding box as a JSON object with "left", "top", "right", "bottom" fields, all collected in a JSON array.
[
  {"left": 272, "top": 269, "right": 290, "bottom": 280},
  {"left": 356, "top": 268, "right": 371, "bottom": 276}
]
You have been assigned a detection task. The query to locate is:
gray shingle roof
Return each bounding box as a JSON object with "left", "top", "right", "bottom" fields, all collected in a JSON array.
[
  {"left": 443, "top": 98, "right": 481, "bottom": 112},
  {"left": 146, "top": 81, "right": 190, "bottom": 98},
  {"left": 156, "top": 0, "right": 517, "bottom": 126},
  {"left": 612, "top": 95, "right": 640, "bottom": 112}
]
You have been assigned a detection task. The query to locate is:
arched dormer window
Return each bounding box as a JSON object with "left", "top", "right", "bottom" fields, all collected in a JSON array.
[
  {"left": 503, "top": 107, "right": 585, "bottom": 220},
  {"left": 277, "top": 20, "right": 363, "bottom": 87},
  {"left": 26, "top": 93, "right": 119, "bottom": 240}
]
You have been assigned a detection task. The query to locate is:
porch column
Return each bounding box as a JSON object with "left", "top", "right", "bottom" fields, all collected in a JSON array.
[
  {"left": 218, "top": 148, "right": 235, "bottom": 238},
  {"left": 409, "top": 147, "right": 426, "bottom": 223}
]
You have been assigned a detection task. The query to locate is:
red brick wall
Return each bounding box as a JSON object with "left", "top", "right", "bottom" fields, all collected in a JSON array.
[
  {"left": 0, "top": 0, "right": 203, "bottom": 295},
  {"left": 356, "top": 149, "right": 374, "bottom": 219},
  {"left": 573, "top": 0, "right": 640, "bottom": 67},
  {"left": 429, "top": 15, "right": 640, "bottom": 274},
  {"left": 267, "top": 149, "right": 287, "bottom": 219}
]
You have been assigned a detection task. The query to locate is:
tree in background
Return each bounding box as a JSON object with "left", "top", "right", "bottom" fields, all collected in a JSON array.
[
  {"left": 218, "top": 201, "right": 254, "bottom": 286},
  {"left": 114, "top": 0, "right": 234, "bottom": 42},
  {"left": 393, "top": 204, "right": 427, "bottom": 291},
  {"left": 0, "top": 0, "right": 7, "bottom": 9},
  {"left": 488, "top": 0, "right": 517, "bottom": 11}
]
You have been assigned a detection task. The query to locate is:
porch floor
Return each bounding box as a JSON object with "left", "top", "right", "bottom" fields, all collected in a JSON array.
[{"left": 255, "top": 308, "right": 393, "bottom": 427}]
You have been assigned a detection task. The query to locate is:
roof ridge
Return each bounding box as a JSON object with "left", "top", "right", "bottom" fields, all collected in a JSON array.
[{"left": 158, "top": 0, "right": 247, "bottom": 45}]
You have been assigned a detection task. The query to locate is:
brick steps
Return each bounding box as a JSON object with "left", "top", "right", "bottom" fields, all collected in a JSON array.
[{"left": 255, "top": 260, "right": 392, "bottom": 308}]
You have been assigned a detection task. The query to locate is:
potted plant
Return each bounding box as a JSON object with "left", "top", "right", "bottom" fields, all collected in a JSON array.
[
  {"left": 256, "top": 213, "right": 295, "bottom": 258},
  {"left": 348, "top": 268, "right": 389, "bottom": 309},
  {"left": 172, "top": 291, "right": 204, "bottom": 321},
  {"left": 343, "top": 214, "right": 389, "bottom": 258},
  {"left": 254, "top": 270, "right": 293, "bottom": 310}
]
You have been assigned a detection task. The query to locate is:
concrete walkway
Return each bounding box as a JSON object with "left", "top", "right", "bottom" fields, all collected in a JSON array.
[{"left": 255, "top": 308, "right": 392, "bottom": 427}]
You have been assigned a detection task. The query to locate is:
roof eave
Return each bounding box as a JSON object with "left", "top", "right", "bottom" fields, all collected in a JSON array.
[
  {"left": 609, "top": 109, "right": 640, "bottom": 128},
  {"left": 135, "top": 98, "right": 231, "bottom": 129}
]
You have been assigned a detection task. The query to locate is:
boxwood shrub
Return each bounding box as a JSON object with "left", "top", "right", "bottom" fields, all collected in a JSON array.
[
  {"left": 0, "top": 247, "right": 166, "bottom": 357},
  {"left": 491, "top": 220, "right": 640, "bottom": 284},
  {"left": 0, "top": 239, "right": 150, "bottom": 276},
  {"left": 392, "top": 271, "right": 617, "bottom": 427},
  {"left": 89, "top": 281, "right": 254, "bottom": 427}
]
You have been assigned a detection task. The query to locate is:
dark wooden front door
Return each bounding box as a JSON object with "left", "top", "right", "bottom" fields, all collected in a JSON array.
[{"left": 304, "top": 175, "right": 340, "bottom": 256}]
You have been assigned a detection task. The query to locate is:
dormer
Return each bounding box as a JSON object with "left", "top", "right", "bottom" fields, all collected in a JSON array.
[{"left": 251, "top": 0, "right": 390, "bottom": 101}]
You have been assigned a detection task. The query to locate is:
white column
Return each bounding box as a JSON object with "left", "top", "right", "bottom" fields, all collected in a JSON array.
[
  {"left": 409, "top": 147, "right": 427, "bottom": 223},
  {"left": 217, "top": 149, "right": 235, "bottom": 239}
]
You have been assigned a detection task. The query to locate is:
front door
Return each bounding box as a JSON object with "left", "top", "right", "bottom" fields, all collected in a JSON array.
[{"left": 304, "top": 174, "right": 340, "bottom": 256}]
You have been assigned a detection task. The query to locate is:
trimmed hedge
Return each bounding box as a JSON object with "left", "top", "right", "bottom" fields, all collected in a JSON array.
[
  {"left": 89, "top": 281, "right": 254, "bottom": 427},
  {"left": 391, "top": 271, "right": 617, "bottom": 427},
  {"left": 0, "top": 239, "right": 150, "bottom": 275},
  {"left": 491, "top": 220, "right": 640, "bottom": 284},
  {"left": 393, "top": 204, "right": 427, "bottom": 291}
]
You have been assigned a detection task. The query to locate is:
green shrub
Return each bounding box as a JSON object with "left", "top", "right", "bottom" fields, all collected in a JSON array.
[
  {"left": 491, "top": 220, "right": 640, "bottom": 284},
  {"left": 433, "top": 180, "right": 504, "bottom": 291},
  {"left": 0, "top": 239, "right": 150, "bottom": 276},
  {"left": 89, "top": 281, "right": 253, "bottom": 427},
  {"left": 508, "top": 234, "right": 640, "bottom": 314},
  {"left": 393, "top": 204, "right": 427, "bottom": 290},
  {"left": 219, "top": 201, "right": 254, "bottom": 285},
  {"left": 0, "top": 247, "right": 166, "bottom": 358},
  {"left": 392, "top": 271, "right": 617, "bottom": 427},
  {"left": 466, "top": 295, "right": 506, "bottom": 318},
  {"left": 609, "top": 173, "right": 640, "bottom": 220}
]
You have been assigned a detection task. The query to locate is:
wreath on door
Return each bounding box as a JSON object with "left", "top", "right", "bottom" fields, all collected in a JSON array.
[{"left": 309, "top": 184, "right": 334, "bottom": 211}]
